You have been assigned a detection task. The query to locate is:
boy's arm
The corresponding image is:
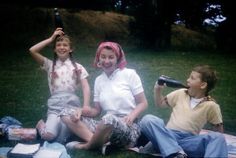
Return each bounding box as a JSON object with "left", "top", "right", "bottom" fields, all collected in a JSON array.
[
  {"left": 154, "top": 83, "right": 168, "bottom": 108},
  {"left": 212, "top": 123, "right": 224, "bottom": 133}
]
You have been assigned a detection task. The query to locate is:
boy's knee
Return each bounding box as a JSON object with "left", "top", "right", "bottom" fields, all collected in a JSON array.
[
  {"left": 210, "top": 132, "right": 226, "bottom": 142},
  {"left": 140, "top": 114, "right": 164, "bottom": 127}
]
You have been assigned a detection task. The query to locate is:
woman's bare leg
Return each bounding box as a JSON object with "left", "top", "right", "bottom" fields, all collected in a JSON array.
[
  {"left": 77, "top": 122, "right": 113, "bottom": 150},
  {"left": 61, "top": 116, "right": 93, "bottom": 142}
]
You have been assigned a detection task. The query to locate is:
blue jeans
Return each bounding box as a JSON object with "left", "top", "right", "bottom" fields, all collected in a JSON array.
[{"left": 140, "top": 114, "right": 228, "bottom": 157}]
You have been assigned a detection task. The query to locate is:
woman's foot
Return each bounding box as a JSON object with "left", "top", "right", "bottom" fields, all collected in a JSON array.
[{"left": 66, "top": 141, "right": 87, "bottom": 150}]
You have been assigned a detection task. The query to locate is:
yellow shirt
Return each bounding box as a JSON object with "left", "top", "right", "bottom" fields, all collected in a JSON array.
[{"left": 166, "top": 89, "right": 223, "bottom": 135}]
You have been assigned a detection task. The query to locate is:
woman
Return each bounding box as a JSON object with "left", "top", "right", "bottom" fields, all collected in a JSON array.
[{"left": 65, "top": 42, "right": 148, "bottom": 155}]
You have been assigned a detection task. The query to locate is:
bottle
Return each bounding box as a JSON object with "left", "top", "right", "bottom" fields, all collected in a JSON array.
[
  {"left": 54, "top": 8, "right": 64, "bottom": 30},
  {"left": 157, "top": 75, "right": 188, "bottom": 88}
]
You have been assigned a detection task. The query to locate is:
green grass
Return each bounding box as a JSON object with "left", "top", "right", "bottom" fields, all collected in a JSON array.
[{"left": 0, "top": 46, "right": 236, "bottom": 157}]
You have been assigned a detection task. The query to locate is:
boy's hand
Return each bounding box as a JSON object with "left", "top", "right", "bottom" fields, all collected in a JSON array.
[{"left": 154, "top": 81, "right": 165, "bottom": 89}]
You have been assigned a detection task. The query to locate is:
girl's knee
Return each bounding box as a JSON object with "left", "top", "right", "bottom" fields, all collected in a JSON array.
[
  {"left": 60, "top": 116, "right": 70, "bottom": 124},
  {"left": 41, "top": 132, "right": 56, "bottom": 141}
]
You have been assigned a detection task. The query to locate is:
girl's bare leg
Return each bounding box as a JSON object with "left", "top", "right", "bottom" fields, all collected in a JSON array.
[{"left": 36, "top": 119, "right": 55, "bottom": 141}]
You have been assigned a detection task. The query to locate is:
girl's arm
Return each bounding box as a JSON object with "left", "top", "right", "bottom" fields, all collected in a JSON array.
[
  {"left": 123, "top": 92, "right": 148, "bottom": 125},
  {"left": 29, "top": 28, "right": 64, "bottom": 65},
  {"left": 154, "top": 83, "right": 168, "bottom": 108},
  {"left": 80, "top": 78, "right": 91, "bottom": 108}
]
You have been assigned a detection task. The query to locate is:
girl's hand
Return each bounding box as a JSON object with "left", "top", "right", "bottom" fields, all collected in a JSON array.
[
  {"left": 51, "top": 28, "right": 64, "bottom": 40},
  {"left": 70, "top": 108, "right": 81, "bottom": 122},
  {"left": 82, "top": 106, "right": 91, "bottom": 116}
]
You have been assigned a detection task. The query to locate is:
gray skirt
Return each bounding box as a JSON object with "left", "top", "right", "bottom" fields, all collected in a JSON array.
[{"left": 47, "top": 92, "right": 81, "bottom": 116}]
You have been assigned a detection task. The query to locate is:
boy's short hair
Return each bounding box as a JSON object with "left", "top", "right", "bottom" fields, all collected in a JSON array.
[{"left": 192, "top": 65, "right": 217, "bottom": 94}]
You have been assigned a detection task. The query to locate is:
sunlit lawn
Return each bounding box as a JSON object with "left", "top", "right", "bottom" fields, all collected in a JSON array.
[{"left": 0, "top": 45, "right": 236, "bottom": 157}]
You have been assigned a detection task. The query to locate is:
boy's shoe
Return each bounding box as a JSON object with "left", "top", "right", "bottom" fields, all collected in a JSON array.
[
  {"left": 168, "top": 152, "right": 188, "bottom": 158},
  {"left": 174, "top": 153, "right": 188, "bottom": 158},
  {"left": 101, "top": 142, "right": 116, "bottom": 155}
]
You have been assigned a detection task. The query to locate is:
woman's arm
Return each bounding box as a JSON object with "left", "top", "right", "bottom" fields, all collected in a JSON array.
[{"left": 124, "top": 92, "right": 148, "bottom": 125}]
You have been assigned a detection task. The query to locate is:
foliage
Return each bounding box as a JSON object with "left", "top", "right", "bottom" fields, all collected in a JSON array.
[
  {"left": 171, "top": 25, "right": 216, "bottom": 50},
  {"left": 1, "top": 5, "right": 222, "bottom": 52}
]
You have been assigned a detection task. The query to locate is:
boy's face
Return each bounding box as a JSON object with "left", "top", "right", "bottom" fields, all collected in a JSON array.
[{"left": 186, "top": 71, "right": 207, "bottom": 97}]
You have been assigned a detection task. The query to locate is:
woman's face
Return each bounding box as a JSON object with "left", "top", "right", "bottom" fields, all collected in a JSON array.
[{"left": 99, "top": 48, "right": 118, "bottom": 76}]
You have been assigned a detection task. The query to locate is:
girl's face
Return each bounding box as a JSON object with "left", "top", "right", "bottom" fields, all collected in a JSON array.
[
  {"left": 54, "top": 39, "right": 72, "bottom": 61},
  {"left": 99, "top": 48, "right": 118, "bottom": 76},
  {"left": 186, "top": 71, "right": 206, "bottom": 97}
]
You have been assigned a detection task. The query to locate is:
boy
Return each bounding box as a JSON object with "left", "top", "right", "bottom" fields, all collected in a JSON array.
[{"left": 140, "top": 65, "right": 228, "bottom": 158}]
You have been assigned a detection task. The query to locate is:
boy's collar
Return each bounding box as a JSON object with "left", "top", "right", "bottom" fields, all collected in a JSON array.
[{"left": 184, "top": 90, "right": 215, "bottom": 102}]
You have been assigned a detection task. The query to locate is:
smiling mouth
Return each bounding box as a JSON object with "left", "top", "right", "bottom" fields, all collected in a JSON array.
[{"left": 102, "top": 63, "right": 113, "bottom": 68}]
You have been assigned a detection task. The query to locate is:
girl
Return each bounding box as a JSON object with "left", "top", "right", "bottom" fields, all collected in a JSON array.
[{"left": 29, "top": 28, "right": 91, "bottom": 143}]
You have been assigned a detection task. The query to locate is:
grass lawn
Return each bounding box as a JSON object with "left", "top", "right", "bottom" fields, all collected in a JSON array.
[{"left": 0, "top": 45, "right": 236, "bottom": 157}]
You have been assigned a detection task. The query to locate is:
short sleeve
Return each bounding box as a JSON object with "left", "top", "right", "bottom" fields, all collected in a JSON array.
[
  {"left": 128, "top": 69, "right": 144, "bottom": 95},
  {"left": 93, "top": 77, "right": 100, "bottom": 102},
  {"left": 166, "top": 89, "right": 181, "bottom": 107},
  {"left": 77, "top": 63, "right": 89, "bottom": 79},
  {"left": 207, "top": 103, "right": 223, "bottom": 125},
  {"left": 41, "top": 57, "right": 52, "bottom": 72}
]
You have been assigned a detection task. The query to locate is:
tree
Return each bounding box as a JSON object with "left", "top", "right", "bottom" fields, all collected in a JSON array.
[
  {"left": 122, "top": 0, "right": 176, "bottom": 49},
  {"left": 215, "top": 0, "right": 235, "bottom": 52}
]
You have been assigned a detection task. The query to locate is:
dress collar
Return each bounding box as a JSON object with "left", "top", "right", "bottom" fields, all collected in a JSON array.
[
  {"left": 103, "top": 68, "right": 120, "bottom": 80},
  {"left": 57, "top": 58, "right": 71, "bottom": 66}
]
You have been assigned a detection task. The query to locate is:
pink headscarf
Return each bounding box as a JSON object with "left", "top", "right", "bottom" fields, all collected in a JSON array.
[{"left": 93, "top": 42, "right": 127, "bottom": 69}]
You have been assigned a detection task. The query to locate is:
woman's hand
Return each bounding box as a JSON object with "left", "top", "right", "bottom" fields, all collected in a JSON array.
[
  {"left": 123, "top": 115, "right": 135, "bottom": 126},
  {"left": 70, "top": 108, "right": 82, "bottom": 122}
]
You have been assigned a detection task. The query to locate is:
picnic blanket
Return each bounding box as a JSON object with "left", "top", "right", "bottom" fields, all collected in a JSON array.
[
  {"left": 129, "top": 129, "right": 236, "bottom": 158},
  {"left": 0, "top": 141, "right": 71, "bottom": 158},
  {"left": 201, "top": 129, "right": 236, "bottom": 158}
]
